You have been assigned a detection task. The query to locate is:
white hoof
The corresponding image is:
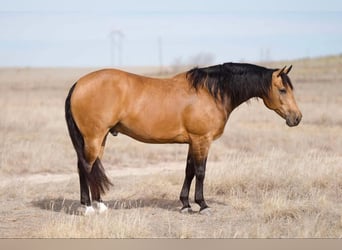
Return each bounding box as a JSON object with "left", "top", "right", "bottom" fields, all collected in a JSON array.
[
  {"left": 180, "top": 207, "right": 193, "bottom": 214},
  {"left": 94, "top": 202, "right": 108, "bottom": 214},
  {"left": 199, "top": 207, "right": 211, "bottom": 216},
  {"left": 78, "top": 205, "right": 95, "bottom": 216}
]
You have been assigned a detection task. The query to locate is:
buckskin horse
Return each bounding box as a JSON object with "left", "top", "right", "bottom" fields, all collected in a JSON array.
[{"left": 65, "top": 63, "right": 302, "bottom": 215}]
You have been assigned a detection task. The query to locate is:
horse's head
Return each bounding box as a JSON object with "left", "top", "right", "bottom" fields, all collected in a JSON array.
[{"left": 262, "top": 65, "right": 302, "bottom": 127}]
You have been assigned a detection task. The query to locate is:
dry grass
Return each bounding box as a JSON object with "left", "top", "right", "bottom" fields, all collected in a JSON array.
[{"left": 0, "top": 56, "right": 342, "bottom": 238}]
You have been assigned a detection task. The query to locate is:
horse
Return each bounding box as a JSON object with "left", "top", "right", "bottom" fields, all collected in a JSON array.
[{"left": 65, "top": 62, "right": 302, "bottom": 215}]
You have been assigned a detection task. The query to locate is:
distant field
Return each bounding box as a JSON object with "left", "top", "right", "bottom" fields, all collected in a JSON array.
[{"left": 0, "top": 55, "right": 341, "bottom": 238}]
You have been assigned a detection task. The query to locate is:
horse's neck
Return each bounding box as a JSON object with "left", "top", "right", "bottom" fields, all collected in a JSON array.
[{"left": 227, "top": 83, "right": 263, "bottom": 110}]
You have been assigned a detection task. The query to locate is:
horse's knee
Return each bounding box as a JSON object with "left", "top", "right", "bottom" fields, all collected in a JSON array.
[{"left": 195, "top": 168, "right": 206, "bottom": 181}]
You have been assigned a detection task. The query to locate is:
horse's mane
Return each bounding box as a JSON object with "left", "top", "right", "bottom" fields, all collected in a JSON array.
[{"left": 186, "top": 63, "right": 293, "bottom": 108}]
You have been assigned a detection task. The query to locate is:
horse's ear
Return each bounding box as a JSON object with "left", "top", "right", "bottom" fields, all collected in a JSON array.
[
  {"left": 276, "top": 66, "right": 286, "bottom": 77},
  {"left": 285, "top": 65, "right": 292, "bottom": 74}
]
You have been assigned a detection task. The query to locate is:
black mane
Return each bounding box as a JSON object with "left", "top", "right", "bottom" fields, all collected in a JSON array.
[{"left": 186, "top": 63, "right": 283, "bottom": 108}]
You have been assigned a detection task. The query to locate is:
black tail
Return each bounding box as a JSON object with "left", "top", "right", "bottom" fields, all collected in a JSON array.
[
  {"left": 65, "top": 83, "right": 85, "bottom": 166},
  {"left": 65, "top": 83, "right": 112, "bottom": 198}
]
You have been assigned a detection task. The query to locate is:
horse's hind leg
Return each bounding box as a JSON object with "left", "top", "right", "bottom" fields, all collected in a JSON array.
[
  {"left": 84, "top": 137, "right": 103, "bottom": 171},
  {"left": 77, "top": 159, "right": 95, "bottom": 215},
  {"left": 78, "top": 159, "right": 91, "bottom": 205},
  {"left": 75, "top": 137, "right": 101, "bottom": 216},
  {"left": 90, "top": 158, "right": 109, "bottom": 213},
  {"left": 84, "top": 135, "right": 112, "bottom": 213}
]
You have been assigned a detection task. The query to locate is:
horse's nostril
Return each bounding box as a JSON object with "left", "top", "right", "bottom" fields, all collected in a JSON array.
[{"left": 295, "top": 114, "right": 302, "bottom": 125}]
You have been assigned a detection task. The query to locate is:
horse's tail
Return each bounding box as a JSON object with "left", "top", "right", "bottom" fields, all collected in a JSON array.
[
  {"left": 65, "top": 83, "right": 112, "bottom": 198},
  {"left": 65, "top": 83, "right": 85, "bottom": 167}
]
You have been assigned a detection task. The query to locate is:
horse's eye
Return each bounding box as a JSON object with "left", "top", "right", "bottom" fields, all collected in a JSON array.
[{"left": 279, "top": 88, "right": 287, "bottom": 94}]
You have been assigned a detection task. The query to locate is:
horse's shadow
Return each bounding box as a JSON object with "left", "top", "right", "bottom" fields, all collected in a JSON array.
[
  {"left": 32, "top": 197, "right": 181, "bottom": 215},
  {"left": 32, "top": 197, "right": 226, "bottom": 215}
]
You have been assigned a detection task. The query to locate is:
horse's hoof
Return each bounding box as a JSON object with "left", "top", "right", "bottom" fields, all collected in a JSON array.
[
  {"left": 94, "top": 202, "right": 108, "bottom": 214},
  {"left": 180, "top": 207, "right": 192, "bottom": 214},
  {"left": 78, "top": 205, "right": 95, "bottom": 216},
  {"left": 199, "top": 207, "right": 211, "bottom": 216}
]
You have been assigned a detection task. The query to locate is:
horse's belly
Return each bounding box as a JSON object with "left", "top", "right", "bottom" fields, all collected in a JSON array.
[{"left": 115, "top": 118, "right": 189, "bottom": 144}]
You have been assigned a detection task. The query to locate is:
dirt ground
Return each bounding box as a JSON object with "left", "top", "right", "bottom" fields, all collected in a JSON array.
[{"left": 0, "top": 56, "right": 342, "bottom": 238}]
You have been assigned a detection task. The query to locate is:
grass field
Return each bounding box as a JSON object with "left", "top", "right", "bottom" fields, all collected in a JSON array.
[{"left": 0, "top": 55, "right": 341, "bottom": 238}]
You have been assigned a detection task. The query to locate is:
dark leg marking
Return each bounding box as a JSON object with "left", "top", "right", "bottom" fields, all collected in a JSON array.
[
  {"left": 194, "top": 157, "right": 209, "bottom": 211},
  {"left": 179, "top": 152, "right": 195, "bottom": 211}
]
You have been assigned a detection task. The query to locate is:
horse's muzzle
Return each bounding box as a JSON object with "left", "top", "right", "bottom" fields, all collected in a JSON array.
[{"left": 286, "top": 112, "right": 302, "bottom": 127}]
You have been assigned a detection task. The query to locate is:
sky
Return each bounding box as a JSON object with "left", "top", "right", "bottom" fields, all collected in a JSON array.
[{"left": 1, "top": 0, "right": 342, "bottom": 67}]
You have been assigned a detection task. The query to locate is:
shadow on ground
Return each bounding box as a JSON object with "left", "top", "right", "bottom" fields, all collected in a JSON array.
[
  {"left": 32, "top": 197, "right": 226, "bottom": 215},
  {"left": 32, "top": 197, "right": 181, "bottom": 215}
]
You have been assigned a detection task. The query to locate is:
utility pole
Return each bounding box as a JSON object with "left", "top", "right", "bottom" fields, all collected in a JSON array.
[
  {"left": 158, "top": 36, "right": 163, "bottom": 74},
  {"left": 109, "top": 30, "right": 124, "bottom": 66}
]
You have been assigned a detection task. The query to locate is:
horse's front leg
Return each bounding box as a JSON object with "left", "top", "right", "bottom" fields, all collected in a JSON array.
[
  {"left": 179, "top": 149, "right": 195, "bottom": 213},
  {"left": 194, "top": 156, "right": 209, "bottom": 213},
  {"left": 189, "top": 137, "right": 211, "bottom": 214}
]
